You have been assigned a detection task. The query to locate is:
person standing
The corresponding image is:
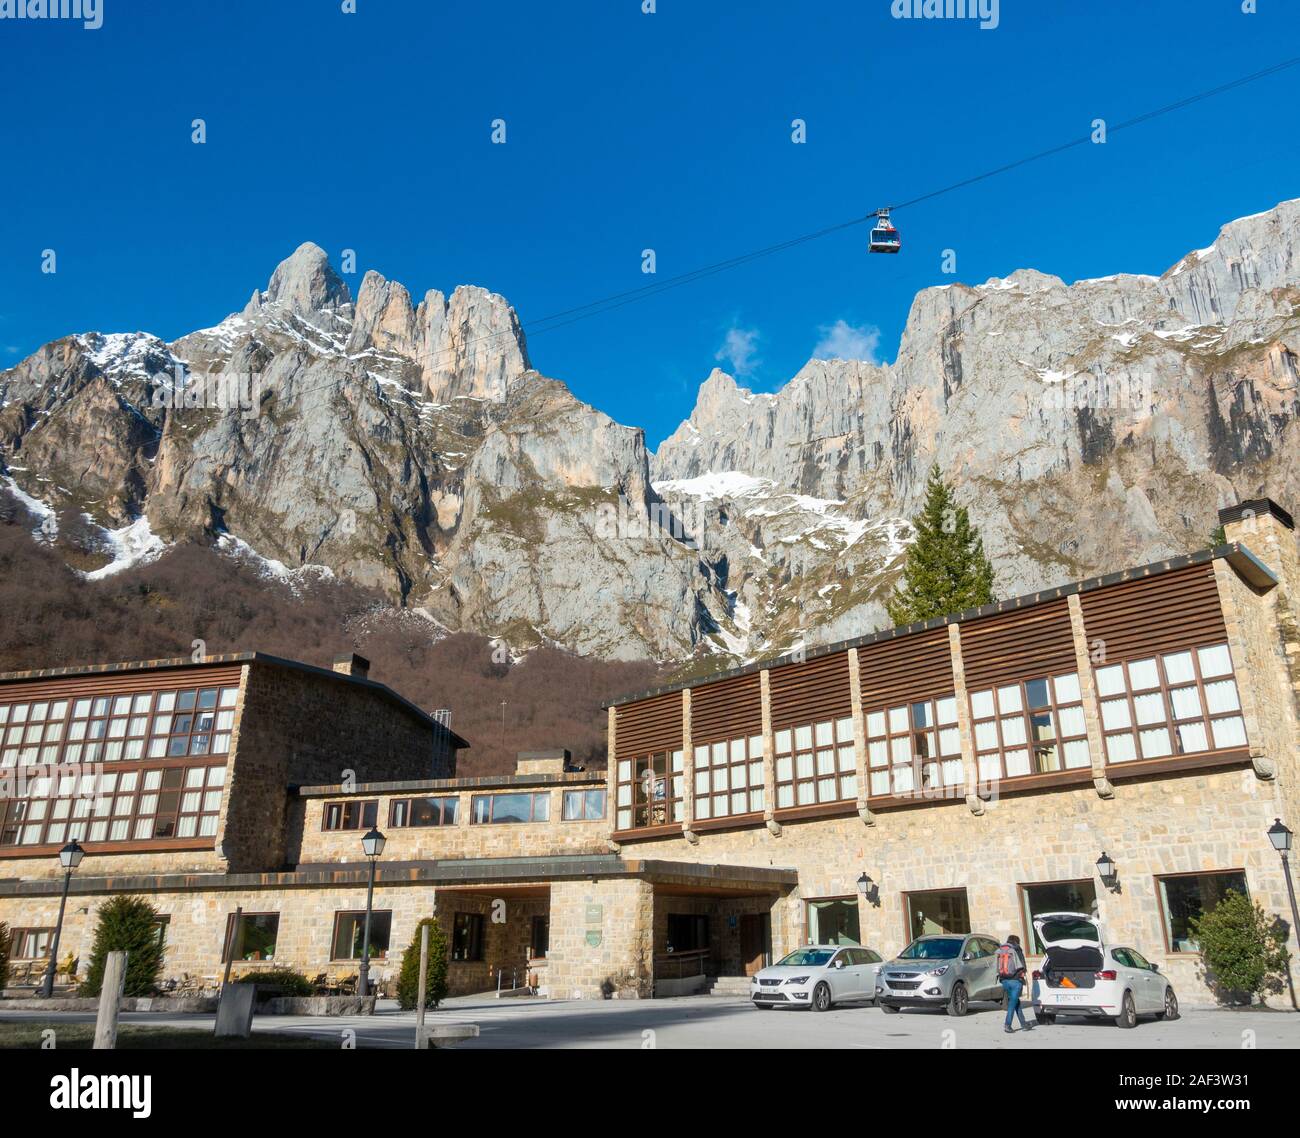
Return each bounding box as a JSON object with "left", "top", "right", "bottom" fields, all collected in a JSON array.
[{"left": 997, "top": 934, "right": 1033, "bottom": 1034}]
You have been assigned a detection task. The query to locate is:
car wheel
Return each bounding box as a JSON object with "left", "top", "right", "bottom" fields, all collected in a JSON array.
[
  {"left": 880, "top": 1001, "right": 900, "bottom": 1014},
  {"left": 1162, "top": 987, "right": 1179, "bottom": 1021},
  {"left": 812, "top": 983, "right": 832, "bottom": 1012},
  {"left": 947, "top": 982, "right": 969, "bottom": 1017},
  {"left": 1115, "top": 991, "right": 1137, "bottom": 1029}
]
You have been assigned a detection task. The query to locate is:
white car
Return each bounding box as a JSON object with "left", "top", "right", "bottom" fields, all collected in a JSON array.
[
  {"left": 750, "top": 944, "right": 885, "bottom": 1011},
  {"left": 1031, "top": 911, "right": 1179, "bottom": 1028}
]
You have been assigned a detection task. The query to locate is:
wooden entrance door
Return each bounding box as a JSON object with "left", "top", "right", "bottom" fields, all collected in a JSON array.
[{"left": 740, "top": 914, "right": 768, "bottom": 975}]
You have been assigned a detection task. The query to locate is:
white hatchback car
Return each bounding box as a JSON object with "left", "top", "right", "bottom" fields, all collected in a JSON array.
[
  {"left": 1031, "top": 911, "right": 1179, "bottom": 1028},
  {"left": 750, "top": 944, "right": 885, "bottom": 1011}
]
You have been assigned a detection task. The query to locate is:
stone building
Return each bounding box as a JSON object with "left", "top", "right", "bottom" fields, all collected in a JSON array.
[{"left": 1, "top": 500, "right": 1298, "bottom": 1008}]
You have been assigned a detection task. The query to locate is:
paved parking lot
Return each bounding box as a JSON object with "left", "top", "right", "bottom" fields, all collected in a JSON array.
[{"left": 3, "top": 994, "right": 1297, "bottom": 1049}]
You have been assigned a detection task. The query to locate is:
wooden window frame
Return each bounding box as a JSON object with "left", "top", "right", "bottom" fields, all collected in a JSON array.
[
  {"left": 967, "top": 672, "right": 1090, "bottom": 785},
  {"left": 614, "top": 750, "right": 683, "bottom": 831},
  {"left": 330, "top": 909, "right": 392, "bottom": 961},
  {"left": 774, "top": 715, "right": 856, "bottom": 810},
  {"left": 1016, "top": 878, "right": 1098, "bottom": 955},
  {"left": 1154, "top": 868, "right": 1250, "bottom": 955},
  {"left": 8, "top": 927, "right": 54, "bottom": 960},
  {"left": 388, "top": 796, "right": 459, "bottom": 828},
  {"left": 468, "top": 791, "right": 550, "bottom": 825},
  {"left": 901, "top": 887, "right": 973, "bottom": 943},
  {"left": 560, "top": 788, "right": 606, "bottom": 822},
  {"left": 864, "top": 695, "right": 962, "bottom": 800},
  {"left": 0, "top": 760, "right": 225, "bottom": 849},
  {"left": 321, "top": 799, "right": 379, "bottom": 832},
  {"left": 222, "top": 911, "right": 280, "bottom": 963},
  {"left": 694, "top": 734, "right": 764, "bottom": 821},
  {"left": 0, "top": 684, "right": 240, "bottom": 771},
  {"left": 1094, "top": 641, "right": 1246, "bottom": 769}
]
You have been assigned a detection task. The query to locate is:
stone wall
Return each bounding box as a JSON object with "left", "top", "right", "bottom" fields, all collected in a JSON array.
[
  {"left": 222, "top": 662, "right": 448, "bottom": 872},
  {"left": 615, "top": 765, "right": 1297, "bottom": 1007},
  {"left": 546, "top": 878, "right": 654, "bottom": 999}
]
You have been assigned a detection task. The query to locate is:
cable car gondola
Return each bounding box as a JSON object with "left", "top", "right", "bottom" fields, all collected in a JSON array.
[{"left": 868, "top": 207, "right": 901, "bottom": 254}]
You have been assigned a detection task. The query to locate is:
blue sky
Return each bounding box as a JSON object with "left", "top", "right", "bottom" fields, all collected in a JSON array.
[{"left": 1, "top": 0, "right": 1297, "bottom": 448}]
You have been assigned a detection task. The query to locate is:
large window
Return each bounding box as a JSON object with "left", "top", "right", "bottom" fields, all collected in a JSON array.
[
  {"left": 389, "top": 796, "right": 458, "bottom": 827},
  {"left": 223, "top": 912, "right": 279, "bottom": 962},
  {"left": 1019, "top": 880, "right": 1098, "bottom": 953},
  {"left": 322, "top": 800, "right": 378, "bottom": 832},
  {"left": 9, "top": 928, "right": 53, "bottom": 959},
  {"left": 905, "top": 888, "right": 971, "bottom": 938},
  {"left": 775, "top": 716, "right": 855, "bottom": 808},
  {"left": 1158, "top": 871, "right": 1249, "bottom": 953},
  {"left": 866, "top": 697, "right": 962, "bottom": 797},
  {"left": 696, "top": 735, "right": 764, "bottom": 819},
  {"left": 969, "top": 673, "right": 1090, "bottom": 782},
  {"left": 615, "top": 750, "right": 683, "bottom": 830},
  {"left": 331, "top": 910, "right": 392, "bottom": 960},
  {"left": 470, "top": 792, "right": 550, "bottom": 824},
  {"left": 561, "top": 788, "right": 605, "bottom": 821},
  {"left": 451, "top": 912, "right": 485, "bottom": 961},
  {"left": 1095, "top": 643, "right": 1247, "bottom": 765},
  {"left": 0, "top": 763, "right": 225, "bottom": 848},
  {"left": 0, "top": 685, "right": 239, "bottom": 769},
  {"left": 808, "top": 898, "right": 861, "bottom": 945}
]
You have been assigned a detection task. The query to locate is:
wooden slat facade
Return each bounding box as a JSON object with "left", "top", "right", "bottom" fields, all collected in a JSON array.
[
  {"left": 615, "top": 690, "right": 682, "bottom": 758},
  {"left": 769, "top": 650, "right": 852, "bottom": 730},
  {"left": 690, "top": 672, "right": 762, "bottom": 745},
  {"left": 1079, "top": 562, "right": 1226, "bottom": 660},
  {"left": 857, "top": 628, "right": 954, "bottom": 710},
  {"left": 959, "top": 600, "right": 1077, "bottom": 689},
  {"left": 0, "top": 664, "right": 246, "bottom": 703}
]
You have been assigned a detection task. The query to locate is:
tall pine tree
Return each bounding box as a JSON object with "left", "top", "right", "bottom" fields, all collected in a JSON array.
[{"left": 887, "top": 466, "right": 995, "bottom": 626}]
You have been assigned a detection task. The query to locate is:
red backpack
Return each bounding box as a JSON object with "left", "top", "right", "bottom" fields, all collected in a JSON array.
[{"left": 996, "top": 943, "right": 1020, "bottom": 979}]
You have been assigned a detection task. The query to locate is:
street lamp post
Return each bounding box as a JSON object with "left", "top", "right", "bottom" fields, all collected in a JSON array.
[
  {"left": 41, "top": 839, "right": 85, "bottom": 998},
  {"left": 1267, "top": 819, "right": 1300, "bottom": 945},
  {"left": 357, "top": 826, "right": 386, "bottom": 998}
]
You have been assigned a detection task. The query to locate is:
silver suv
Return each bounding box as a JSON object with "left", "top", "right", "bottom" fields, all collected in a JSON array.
[{"left": 876, "top": 932, "right": 1004, "bottom": 1016}]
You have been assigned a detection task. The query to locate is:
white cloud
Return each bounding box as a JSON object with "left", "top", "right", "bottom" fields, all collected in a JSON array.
[
  {"left": 715, "top": 326, "right": 760, "bottom": 376},
  {"left": 813, "top": 319, "right": 881, "bottom": 364}
]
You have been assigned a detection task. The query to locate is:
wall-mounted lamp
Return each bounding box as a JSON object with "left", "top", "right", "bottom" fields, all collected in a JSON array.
[{"left": 856, "top": 872, "right": 880, "bottom": 905}]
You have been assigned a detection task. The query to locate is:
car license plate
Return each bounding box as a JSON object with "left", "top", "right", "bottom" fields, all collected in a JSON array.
[{"left": 1055, "top": 991, "right": 1089, "bottom": 1002}]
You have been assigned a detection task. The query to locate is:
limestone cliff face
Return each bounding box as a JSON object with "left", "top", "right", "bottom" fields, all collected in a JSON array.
[
  {"left": 653, "top": 199, "right": 1300, "bottom": 608},
  {"left": 2, "top": 203, "right": 1298, "bottom": 665}
]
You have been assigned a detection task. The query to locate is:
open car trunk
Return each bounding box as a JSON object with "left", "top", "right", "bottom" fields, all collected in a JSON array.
[
  {"left": 1041, "top": 944, "right": 1104, "bottom": 988},
  {"left": 1034, "top": 912, "right": 1104, "bottom": 990}
]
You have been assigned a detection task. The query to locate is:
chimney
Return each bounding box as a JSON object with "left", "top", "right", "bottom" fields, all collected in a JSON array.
[
  {"left": 515, "top": 748, "right": 573, "bottom": 776},
  {"left": 1218, "top": 499, "right": 1297, "bottom": 590},
  {"left": 332, "top": 652, "right": 370, "bottom": 680}
]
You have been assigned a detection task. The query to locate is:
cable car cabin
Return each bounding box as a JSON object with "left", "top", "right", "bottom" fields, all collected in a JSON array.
[{"left": 869, "top": 224, "right": 901, "bottom": 254}]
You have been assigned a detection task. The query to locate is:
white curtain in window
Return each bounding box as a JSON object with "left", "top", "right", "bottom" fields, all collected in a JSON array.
[{"left": 1203, "top": 679, "right": 1240, "bottom": 715}]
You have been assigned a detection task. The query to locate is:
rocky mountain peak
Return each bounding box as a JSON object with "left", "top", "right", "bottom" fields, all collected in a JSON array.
[{"left": 255, "top": 241, "right": 353, "bottom": 318}]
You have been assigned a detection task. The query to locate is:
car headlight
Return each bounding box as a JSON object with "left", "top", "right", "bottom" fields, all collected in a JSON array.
[
  {"left": 925, "top": 965, "right": 950, "bottom": 976},
  {"left": 785, "top": 975, "right": 810, "bottom": 985}
]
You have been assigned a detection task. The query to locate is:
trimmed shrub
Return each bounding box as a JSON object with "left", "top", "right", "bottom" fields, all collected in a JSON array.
[
  {"left": 396, "top": 917, "right": 449, "bottom": 1010},
  {"left": 234, "top": 967, "right": 314, "bottom": 997},
  {"left": 1190, "top": 889, "right": 1291, "bottom": 1006},
  {"left": 79, "top": 896, "right": 166, "bottom": 997}
]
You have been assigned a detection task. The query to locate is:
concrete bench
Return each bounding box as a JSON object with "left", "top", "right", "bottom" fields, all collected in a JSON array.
[{"left": 417, "top": 1024, "right": 480, "bottom": 1049}]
